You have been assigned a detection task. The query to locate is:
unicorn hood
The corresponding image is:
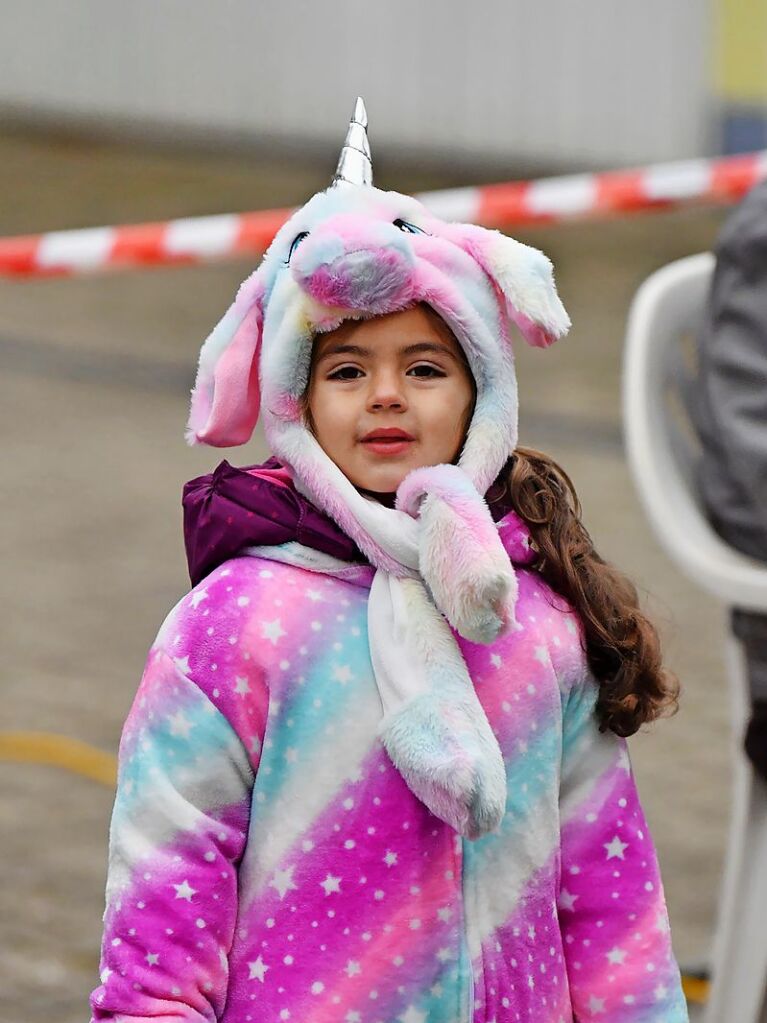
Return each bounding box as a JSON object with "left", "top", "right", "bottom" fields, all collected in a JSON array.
[
  {"left": 184, "top": 98, "right": 570, "bottom": 841},
  {"left": 185, "top": 103, "right": 569, "bottom": 534}
]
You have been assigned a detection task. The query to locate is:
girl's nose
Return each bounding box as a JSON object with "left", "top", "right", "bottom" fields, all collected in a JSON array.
[{"left": 367, "top": 372, "right": 407, "bottom": 412}]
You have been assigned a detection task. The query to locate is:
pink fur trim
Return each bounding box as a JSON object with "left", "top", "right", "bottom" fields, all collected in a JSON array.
[{"left": 245, "top": 465, "right": 294, "bottom": 488}]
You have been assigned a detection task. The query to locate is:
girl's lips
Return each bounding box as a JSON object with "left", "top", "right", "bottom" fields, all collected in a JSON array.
[{"left": 360, "top": 438, "right": 414, "bottom": 456}]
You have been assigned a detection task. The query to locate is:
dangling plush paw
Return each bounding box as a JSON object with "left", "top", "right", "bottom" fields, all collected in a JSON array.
[
  {"left": 418, "top": 492, "right": 518, "bottom": 644},
  {"left": 378, "top": 689, "right": 507, "bottom": 839},
  {"left": 396, "top": 464, "right": 519, "bottom": 645}
]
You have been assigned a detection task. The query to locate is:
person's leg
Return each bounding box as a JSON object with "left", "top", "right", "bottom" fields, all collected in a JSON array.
[
  {"left": 731, "top": 609, "right": 767, "bottom": 782},
  {"left": 731, "top": 610, "right": 767, "bottom": 1022}
]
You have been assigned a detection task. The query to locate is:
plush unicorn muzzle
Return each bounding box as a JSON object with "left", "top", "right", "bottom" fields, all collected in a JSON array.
[{"left": 291, "top": 212, "right": 417, "bottom": 312}]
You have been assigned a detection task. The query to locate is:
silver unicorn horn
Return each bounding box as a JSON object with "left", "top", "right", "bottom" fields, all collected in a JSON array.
[{"left": 332, "top": 96, "right": 373, "bottom": 187}]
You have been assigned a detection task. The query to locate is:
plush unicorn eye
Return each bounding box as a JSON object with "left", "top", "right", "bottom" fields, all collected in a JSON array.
[
  {"left": 286, "top": 231, "right": 309, "bottom": 263},
  {"left": 393, "top": 219, "right": 426, "bottom": 235}
]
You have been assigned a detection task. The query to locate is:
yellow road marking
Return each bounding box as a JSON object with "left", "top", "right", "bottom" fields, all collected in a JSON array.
[{"left": 0, "top": 731, "right": 116, "bottom": 787}]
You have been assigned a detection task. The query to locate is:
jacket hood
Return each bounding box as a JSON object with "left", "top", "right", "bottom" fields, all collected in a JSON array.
[{"left": 183, "top": 458, "right": 538, "bottom": 588}]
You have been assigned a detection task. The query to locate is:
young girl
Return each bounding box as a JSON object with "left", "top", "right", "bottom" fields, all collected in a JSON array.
[{"left": 90, "top": 101, "right": 688, "bottom": 1023}]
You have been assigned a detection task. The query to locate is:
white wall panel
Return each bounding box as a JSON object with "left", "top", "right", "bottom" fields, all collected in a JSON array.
[{"left": 0, "top": 0, "right": 712, "bottom": 167}]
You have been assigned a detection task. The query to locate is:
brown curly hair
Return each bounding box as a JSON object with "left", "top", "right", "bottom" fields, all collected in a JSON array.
[{"left": 489, "top": 446, "right": 680, "bottom": 737}]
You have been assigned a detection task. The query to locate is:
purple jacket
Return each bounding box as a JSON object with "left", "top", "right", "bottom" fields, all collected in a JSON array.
[{"left": 182, "top": 458, "right": 517, "bottom": 586}]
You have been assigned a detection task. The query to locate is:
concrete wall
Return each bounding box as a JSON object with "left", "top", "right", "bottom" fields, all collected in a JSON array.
[{"left": 1, "top": 0, "right": 713, "bottom": 168}]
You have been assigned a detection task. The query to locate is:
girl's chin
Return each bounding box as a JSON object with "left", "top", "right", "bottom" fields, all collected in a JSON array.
[
  {"left": 355, "top": 486, "right": 398, "bottom": 508},
  {"left": 346, "top": 451, "right": 447, "bottom": 496},
  {"left": 354, "top": 478, "right": 405, "bottom": 497},
  {"left": 349, "top": 470, "right": 409, "bottom": 500}
]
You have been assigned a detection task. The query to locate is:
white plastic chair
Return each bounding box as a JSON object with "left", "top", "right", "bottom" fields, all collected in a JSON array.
[{"left": 623, "top": 252, "right": 767, "bottom": 1023}]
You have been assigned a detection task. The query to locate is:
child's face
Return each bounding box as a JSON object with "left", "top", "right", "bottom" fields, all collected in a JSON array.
[{"left": 305, "top": 305, "right": 476, "bottom": 497}]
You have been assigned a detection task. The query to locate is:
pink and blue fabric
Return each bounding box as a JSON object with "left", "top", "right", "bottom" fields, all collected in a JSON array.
[{"left": 90, "top": 511, "right": 688, "bottom": 1023}]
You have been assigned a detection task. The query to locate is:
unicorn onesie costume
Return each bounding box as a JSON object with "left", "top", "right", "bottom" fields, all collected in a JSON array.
[{"left": 91, "top": 100, "right": 688, "bottom": 1023}]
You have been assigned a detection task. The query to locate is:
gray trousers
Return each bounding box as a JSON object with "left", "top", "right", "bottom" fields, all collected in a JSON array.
[{"left": 732, "top": 609, "right": 767, "bottom": 705}]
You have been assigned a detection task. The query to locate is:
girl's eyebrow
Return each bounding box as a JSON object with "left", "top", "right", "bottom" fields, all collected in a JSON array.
[{"left": 316, "top": 341, "right": 458, "bottom": 364}]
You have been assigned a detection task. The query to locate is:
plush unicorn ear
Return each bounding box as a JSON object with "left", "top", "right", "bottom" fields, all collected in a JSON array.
[
  {"left": 185, "top": 269, "right": 266, "bottom": 447},
  {"left": 443, "top": 222, "right": 570, "bottom": 348}
]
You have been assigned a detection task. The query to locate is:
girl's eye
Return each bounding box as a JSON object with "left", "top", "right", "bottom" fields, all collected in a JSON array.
[
  {"left": 328, "top": 365, "right": 363, "bottom": 380},
  {"left": 408, "top": 364, "right": 445, "bottom": 378},
  {"left": 393, "top": 218, "right": 426, "bottom": 235},
  {"left": 327, "top": 364, "right": 444, "bottom": 380},
  {"left": 286, "top": 231, "right": 309, "bottom": 263}
]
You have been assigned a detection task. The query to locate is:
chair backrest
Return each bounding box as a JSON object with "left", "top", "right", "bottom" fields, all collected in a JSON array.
[
  {"left": 623, "top": 253, "right": 767, "bottom": 612},
  {"left": 625, "top": 256, "right": 767, "bottom": 1023}
]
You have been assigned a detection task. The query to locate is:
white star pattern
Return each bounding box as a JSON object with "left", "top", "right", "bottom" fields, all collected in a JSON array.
[
  {"left": 173, "top": 880, "right": 197, "bottom": 902},
  {"left": 190, "top": 589, "right": 209, "bottom": 609},
  {"left": 332, "top": 664, "right": 354, "bottom": 685},
  {"left": 234, "top": 676, "right": 251, "bottom": 696},
  {"left": 145, "top": 952, "right": 159, "bottom": 966},
  {"left": 654, "top": 984, "right": 669, "bottom": 1001},
  {"left": 384, "top": 850, "right": 398, "bottom": 867},
  {"left": 320, "top": 873, "right": 342, "bottom": 895},
  {"left": 168, "top": 711, "right": 194, "bottom": 739},
  {"left": 604, "top": 836, "right": 629, "bottom": 860},
  {"left": 248, "top": 955, "right": 269, "bottom": 982},
  {"left": 399, "top": 1007, "right": 426, "bottom": 1023},
  {"left": 606, "top": 947, "right": 627, "bottom": 965},
  {"left": 558, "top": 889, "right": 579, "bottom": 911},
  {"left": 261, "top": 619, "right": 287, "bottom": 645},
  {"left": 587, "top": 995, "right": 606, "bottom": 1014},
  {"left": 490, "top": 653, "right": 502, "bottom": 669},
  {"left": 534, "top": 646, "right": 549, "bottom": 664},
  {"left": 270, "top": 865, "right": 298, "bottom": 899},
  {"left": 345, "top": 959, "right": 361, "bottom": 977}
]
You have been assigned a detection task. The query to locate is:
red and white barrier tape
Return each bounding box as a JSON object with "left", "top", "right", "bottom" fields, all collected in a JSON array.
[{"left": 2, "top": 151, "right": 765, "bottom": 278}]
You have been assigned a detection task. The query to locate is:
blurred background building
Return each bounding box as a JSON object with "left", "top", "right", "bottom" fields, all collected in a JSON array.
[
  {"left": 0, "top": 0, "right": 728, "bottom": 171},
  {"left": 716, "top": 0, "right": 767, "bottom": 152}
]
